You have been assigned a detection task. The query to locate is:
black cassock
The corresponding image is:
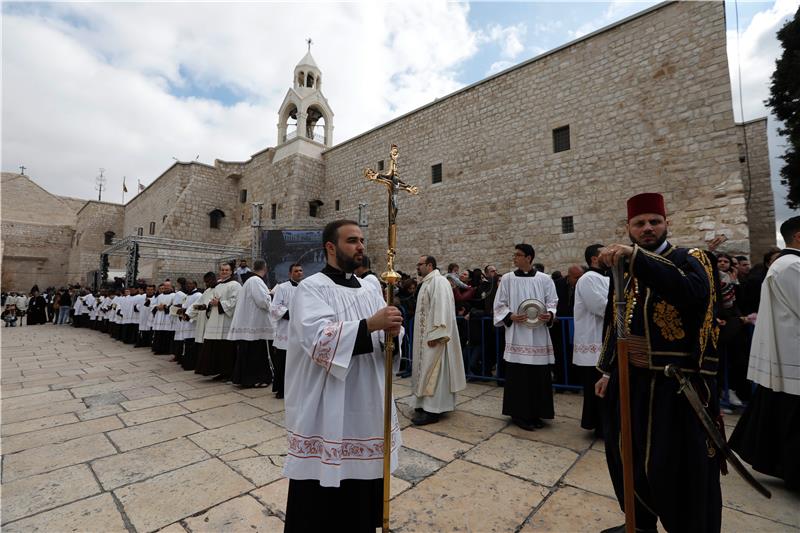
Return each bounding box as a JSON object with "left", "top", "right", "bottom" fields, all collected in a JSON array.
[
  {"left": 27, "top": 296, "right": 48, "bottom": 325},
  {"left": 598, "top": 244, "right": 722, "bottom": 533}
]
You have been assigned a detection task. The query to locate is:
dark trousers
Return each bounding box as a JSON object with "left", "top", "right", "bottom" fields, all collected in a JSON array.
[
  {"left": 271, "top": 347, "right": 286, "bottom": 395},
  {"left": 285, "top": 478, "right": 382, "bottom": 533}
]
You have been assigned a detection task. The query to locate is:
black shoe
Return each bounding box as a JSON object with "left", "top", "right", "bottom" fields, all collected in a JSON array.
[
  {"left": 212, "top": 374, "right": 225, "bottom": 381},
  {"left": 600, "top": 525, "right": 657, "bottom": 533},
  {"left": 532, "top": 418, "right": 545, "bottom": 429},
  {"left": 411, "top": 411, "right": 440, "bottom": 426},
  {"left": 414, "top": 407, "right": 424, "bottom": 413},
  {"left": 275, "top": 392, "right": 284, "bottom": 399},
  {"left": 512, "top": 417, "right": 536, "bottom": 431}
]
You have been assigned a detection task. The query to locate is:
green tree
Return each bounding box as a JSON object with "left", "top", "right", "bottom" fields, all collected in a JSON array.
[{"left": 767, "top": 6, "right": 800, "bottom": 209}]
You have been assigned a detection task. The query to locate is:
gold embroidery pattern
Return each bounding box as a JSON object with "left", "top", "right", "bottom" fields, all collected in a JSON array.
[
  {"left": 689, "top": 248, "right": 719, "bottom": 356},
  {"left": 653, "top": 300, "right": 685, "bottom": 341}
]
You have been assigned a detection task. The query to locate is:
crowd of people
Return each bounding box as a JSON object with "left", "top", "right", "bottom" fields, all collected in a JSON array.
[{"left": 6, "top": 193, "right": 798, "bottom": 533}]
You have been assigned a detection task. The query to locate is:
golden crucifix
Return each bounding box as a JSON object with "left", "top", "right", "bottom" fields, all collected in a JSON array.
[{"left": 363, "top": 144, "right": 418, "bottom": 533}]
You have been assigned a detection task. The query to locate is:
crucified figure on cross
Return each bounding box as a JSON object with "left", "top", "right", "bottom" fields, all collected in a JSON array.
[{"left": 364, "top": 144, "right": 419, "bottom": 227}]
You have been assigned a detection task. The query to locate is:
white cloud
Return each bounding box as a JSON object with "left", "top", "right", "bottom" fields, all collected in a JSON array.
[
  {"left": 484, "top": 23, "right": 527, "bottom": 58},
  {"left": 726, "top": 0, "right": 800, "bottom": 224},
  {"left": 1, "top": 2, "right": 488, "bottom": 199}
]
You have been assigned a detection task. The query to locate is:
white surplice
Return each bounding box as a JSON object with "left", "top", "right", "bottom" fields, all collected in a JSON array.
[
  {"left": 139, "top": 295, "right": 155, "bottom": 332},
  {"left": 127, "top": 294, "right": 145, "bottom": 325},
  {"left": 572, "top": 270, "right": 610, "bottom": 367},
  {"left": 178, "top": 290, "right": 203, "bottom": 340},
  {"left": 270, "top": 281, "right": 298, "bottom": 350},
  {"left": 493, "top": 271, "right": 558, "bottom": 365},
  {"left": 411, "top": 270, "right": 466, "bottom": 413},
  {"left": 202, "top": 279, "right": 240, "bottom": 340},
  {"left": 185, "top": 287, "right": 215, "bottom": 343},
  {"left": 747, "top": 251, "right": 800, "bottom": 395},
  {"left": 152, "top": 293, "right": 174, "bottom": 331},
  {"left": 228, "top": 276, "right": 272, "bottom": 341},
  {"left": 283, "top": 271, "right": 401, "bottom": 487},
  {"left": 169, "top": 291, "right": 186, "bottom": 335}
]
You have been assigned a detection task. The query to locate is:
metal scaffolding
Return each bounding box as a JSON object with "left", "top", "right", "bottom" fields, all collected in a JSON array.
[{"left": 100, "top": 235, "right": 248, "bottom": 286}]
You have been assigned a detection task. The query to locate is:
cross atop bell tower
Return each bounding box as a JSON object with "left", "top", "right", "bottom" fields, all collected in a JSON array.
[{"left": 275, "top": 41, "right": 334, "bottom": 162}]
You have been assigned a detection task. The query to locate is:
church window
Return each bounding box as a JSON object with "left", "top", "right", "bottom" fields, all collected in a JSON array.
[
  {"left": 104, "top": 231, "right": 115, "bottom": 245},
  {"left": 553, "top": 126, "right": 570, "bottom": 153},
  {"left": 240, "top": 189, "right": 248, "bottom": 203},
  {"left": 335, "top": 199, "right": 340, "bottom": 211},
  {"left": 306, "top": 73, "right": 315, "bottom": 88},
  {"left": 309, "top": 200, "right": 323, "bottom": 218},
  {"left": 271, "top": 203, "right": 277, "bottom": 220},
  {"left": 431, "top": 163, "right": 443, "bottom": 184},
  {"left": 561, "top": 216, "right": 574, "bottom": 234},
  {"left": 209, "top": 209, "right": 225, "bottom": 229},
  {"left": 149, "top": 222, "right": 156, "bottom": 235},
  {"left": 137, "top": 227, "right": 143, "bottom": 236},
  {"left": 297, "top": 71, "right": 305, "bottom": 87},
  {"left": 378, "top": 160, "right": 385, "bottom": 171}
]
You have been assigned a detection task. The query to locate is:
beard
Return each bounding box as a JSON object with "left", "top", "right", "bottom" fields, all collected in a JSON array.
[
  {"left": 335, "top": 247, "right": 361, "bottom": 273},
  {"left": 630, "top": 231, "right": 667, "bottom": 252}
]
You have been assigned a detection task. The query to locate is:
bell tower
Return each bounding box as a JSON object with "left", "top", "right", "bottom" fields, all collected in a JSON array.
[{"left": 275, "top": 39, "right": 334, "bottom": 162}]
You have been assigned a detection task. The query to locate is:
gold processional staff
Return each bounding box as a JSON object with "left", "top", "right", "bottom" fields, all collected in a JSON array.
[{"left": 363, "top": 144, "right": 418, "bottom": 533}]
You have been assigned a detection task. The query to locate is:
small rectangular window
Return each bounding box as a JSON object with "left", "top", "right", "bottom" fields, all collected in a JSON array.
[
  {"left": 335, "top": 200, "right": 340, "bottom": 211},
  {"left": 553, "top": 126, "right": 570, "bottom": 153},
  {"left": 271, "top": 203, "right": 277, "bottom": 220},
  {"left": 431, "top": 163, "right": 442, "bottom": 184},
  {"left": 137, "top": 227, "right": 143, "bottom": 236},
  {"left": 561, "top": 216, "right": 574, "bottom": 234},
  {"left": 149, "top": 222, "right": 156, "bottom": 235},
  {"left": 240, "top": 189, "right": 248, "bottom": 203},
  {"left": 377, "top": 160, "right": 385, "bottom": 171}
]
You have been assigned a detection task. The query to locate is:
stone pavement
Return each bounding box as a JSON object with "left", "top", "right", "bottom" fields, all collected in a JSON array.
[{"left": 2, "top": 325, "right": 798, "bottom": 533}]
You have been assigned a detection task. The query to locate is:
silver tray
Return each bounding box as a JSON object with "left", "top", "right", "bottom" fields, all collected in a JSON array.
[{"left": 518, "top": 298, "right": 547, "bottom": 327}]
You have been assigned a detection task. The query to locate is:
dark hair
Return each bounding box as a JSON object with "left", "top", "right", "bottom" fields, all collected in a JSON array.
[
  {"left": 423, "top": 256, "right": 437, "bottom": 269},
  {"left": 203, "top": 271, "right": 216, "bottom": 281},
  {"left": 176, "top": 277, "right": 186, "bottom": 286},
  {"left": 289, "top": 263, "right": 303, "bottom": 272},
  {"left": 551, "top": 271, "right": 563, "bottom": 280},
  {"left": 515, "top": 243, "right": 535, "bottom": 261},
  {"left": 584, "top": 244, "right": 604, "bottom": 267},
  {"left": 447, "top": 263, "right": 459, "bottom": 273},
  {"left": 253, "top": 259, "right": 267, "bottom": 271},
  {"left": 186, "top": 279, "right": 197, "bottom": 287},
  {"left": 534, "top": 262, "right": 545, "bottom": 272},
  {"left": 734, "top": 255, "right": 748, "bottom": 262},
  {"left": 780, "top": 215, "right": 800, "bottom": 244},
  {"left": 763, "top": 247, "right": 781, "bottom": 265},
  {"left": 360, "top": 255, "right": 371, "bottom": 269},
  {"left": 322, "top": 219, "right": 359, "bottom": 248}
]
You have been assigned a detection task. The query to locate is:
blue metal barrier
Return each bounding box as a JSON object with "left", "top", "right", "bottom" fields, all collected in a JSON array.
[{"left": 398, "top": 315, "right": 582, "bottom": 391}]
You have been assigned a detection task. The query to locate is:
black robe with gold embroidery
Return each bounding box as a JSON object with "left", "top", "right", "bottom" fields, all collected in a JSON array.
[{"left": 598, "top": 242, "right": 722, "bottom": 533}]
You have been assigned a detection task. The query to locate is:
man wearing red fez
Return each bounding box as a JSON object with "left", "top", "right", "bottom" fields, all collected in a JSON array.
[{"left": 595, "top": 193, "right": 722, "bottom": 533}]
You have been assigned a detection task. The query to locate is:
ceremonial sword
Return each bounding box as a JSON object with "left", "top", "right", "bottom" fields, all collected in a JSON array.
[{"left": 664, "top": 365, "right": 771, "bottom": 499}]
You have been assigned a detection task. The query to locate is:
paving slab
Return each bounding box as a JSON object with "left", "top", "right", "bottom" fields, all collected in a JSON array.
[
  {"left": 3, "top": 433, "right": 118, "bottom": 482},
  {"left": 721, "top": 464, "right": 800, "bottom": 528},
  {"left": 189, "top": 418, "right": 284, "bottom": 456},
  {"left": 391, "top": 460, "right": 547, "bottom": 532},
  {"left": 456, "top": 393, "right": 507, "bottom": 419},
  {"left": 400, "top": 426, "right": 471, "bottom": 462},
  {"left": 2, "top": 414, "right": 121, "bottom": 455},
  {"left": 1, "top": 385, "right": 50, "bottom": 398},
  {"left": 393, "top": 447, "right": 446, "bottom": 484},
  {"left": 521, "top": 485, "right": 623, "bottom": 532},
  {"left": 187, "top": 402, "right": 267, "bottom": 429},
  {"left": 1, "top": 493, "right": 128, "bottom": 533},
  {"left": 107, "top": 414, "right": 204, "bottom": 451},
  {"left": 179, "top": 392, "right": 248, "bottom": 412},
  {"left": 120, "top": 392, "right": 187, "bottom": 411},
  {"left": 119, "top": 403, "right": 190, "bottom": 426},
  {"left": 224, "top": 455, "right": 284, "bottom": 487},
  {"left": 76, "top": 403, "right": 125, "bottom": 420},
  {"left": 121, "top": 386, "right": 164, "bottom": 400},
  {"left": 243, "top": 394, "right": 286, "bottom": 413},
  {"left": 250, "top": 478, "right": 290, "bottom": 518},
  {"left": 464, "top": 432, "right": 578, "bottom": 487},
  {"left": 92, "top": 438, "right": 211, "bottom": 490},
  {"left": 1, "top": 464, "right": 101, "bottom": 524},
  {"left": 183, "top": 494, "right": 282, "bottom": 532},
  {"left": 503, "top": 416, "right": 595, "bottom": 453},
  {"left": 1, "top": 412, "right": 79, "bottom": 436},
  {"left": 563, "top": 449, "right": 616, "bottom": 497},
  {"left": 421, "top": 409, "right": 508, "bottom": 445},
  {"left": 114, "top": 458, "right": 254, "bottom": 533},
  {"left": 252, "top": 435, "right": 287, "bottom": 457},
  {"left": 1, "top": 389, "right": 73, "bottom": 411},
  {"left": 83, "top": 391, "right": 128, "bottom": 407}
]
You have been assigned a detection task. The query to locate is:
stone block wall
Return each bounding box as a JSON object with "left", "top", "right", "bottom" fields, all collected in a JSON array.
[
  {"left": 1, "top": 221, "right": 74, "bottom": 291},
  {"left": 70, "top": 201, "right": 126, "bottom": 285},
  {"left": 322, "top": 1, "right": 748, "bottom": 274},
  {"left": 123, "top": 164, "right": 190, "bottom": 239},
  {"left": 736, "top": 118, "right": 776, "bottom": 261}
]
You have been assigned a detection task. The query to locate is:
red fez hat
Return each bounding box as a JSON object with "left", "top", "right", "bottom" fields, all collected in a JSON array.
[{"left": 627, "top": 193, "right": 665, "bottom": 220}]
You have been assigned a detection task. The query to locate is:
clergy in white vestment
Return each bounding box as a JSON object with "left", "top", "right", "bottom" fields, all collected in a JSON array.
[
  {"left": 573, "top": 244, "right": 609, "bottom": 437},
  {"left": 493, "top": 243, "right": 558, "bottom": 431},
  {"left": 283, "top": 220, "right": 404, "bottom": 532},
  {"left": 120, "top": 287, "right": 139, "bottom": 344},
  {"left": 177, "top": 280, "right": 203, "bottom": 369},
  {"left": 152, "top": 282, "right": 176, "bottom": 354},
  {"left": 111, "top": 289, "right": 129, "bottom": 340},
  {"left": 125, "top": 286, "right": 145, "bottom": 345},
  {"left": 168, "top": 278, "right": 187, "bottom": 360},
  {"left": 411, "top": 255, "right": 467, "bottom": 425},
  {"left": 228, "top": 260, "right": 274, "bottom": 388},
  {"left": 186, "top": 273, "right": 218, "bottom": 372},
  {"left": 269, "top": 263, "right": 303, "bottom": 399},
  {"left": 100, "top": 292, "right": 114, "bottom": 333},
  {"left": 195, "top": 263, "right": 240, "bottom": 380},
  {"left": 72, "top": 290, "right": 85, "bottom": 328},
  {"left": 135, "top": 285, "right": 157, "bottom": 347},
  {"left": 84, "top": 292, "right": 97, "bottom": 328},
  {"left": 730, "top": 216, "right": 800, "bottom": 489}
]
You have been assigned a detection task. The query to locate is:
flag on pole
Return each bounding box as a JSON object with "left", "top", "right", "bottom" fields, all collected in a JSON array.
[{"left": 122, "top": 176, "right": 128, "bottom": 193}]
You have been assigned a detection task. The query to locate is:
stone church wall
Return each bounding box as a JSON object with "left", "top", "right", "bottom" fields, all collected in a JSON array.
[
  {"left": 323, "top": 0, "right": 748, "bottom": 274},
  {"left": 736, "top": 118, "right": 776, "bottom": 261},
  {"left": 70, "top": 201, "right": 126, "bottom": 285}
]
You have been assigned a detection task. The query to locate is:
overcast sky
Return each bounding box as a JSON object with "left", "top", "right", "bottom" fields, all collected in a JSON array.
[{"left": 2, "top": 0, "right": 798, "bottom": 238}]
